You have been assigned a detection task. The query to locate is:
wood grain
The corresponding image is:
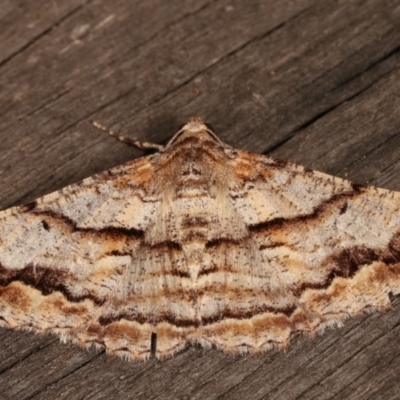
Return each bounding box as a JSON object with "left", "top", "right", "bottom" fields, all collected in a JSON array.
[{"left": 0, "top": 0, "right": 400, "bottom": 398}]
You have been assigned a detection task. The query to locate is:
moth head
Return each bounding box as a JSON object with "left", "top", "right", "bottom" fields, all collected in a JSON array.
[
  {"left": 167, "top": 117, "right": 227, "bottom": 148},
  {"left": 183, "top": 117, "right": 209, "bottom": 133}
]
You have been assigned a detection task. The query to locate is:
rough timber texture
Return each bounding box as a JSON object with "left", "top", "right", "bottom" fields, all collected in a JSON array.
[{"left": 0, "top": 0, "right": 400, "bottom": 398}]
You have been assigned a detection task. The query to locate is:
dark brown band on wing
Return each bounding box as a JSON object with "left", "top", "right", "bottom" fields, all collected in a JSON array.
[
  {"left": 205, "top": 238, "right": 243, "bottom": 248},
  {"left": 387, "top": 232, "right": 400, "bottom": 261},
  {"left": 249, "top": 188, "right": 363, "bottom": 233},
  {"left": 0, "top": 263, "right": 105, "bottom": 306},
  {"left": 296, "top": 235, "right": 400, "bottom": 295},
  {"left": 98, "top": 303, "right": 296, "bottom": 328},
  {"left": 99, "top": 312, "right": 201, "bottom": 328},
  {"left": 26, "top": 208, "right": 144, "bottom": 239},
  {"left": 201, "top": 304, "right": 296, "bottom": 325}
]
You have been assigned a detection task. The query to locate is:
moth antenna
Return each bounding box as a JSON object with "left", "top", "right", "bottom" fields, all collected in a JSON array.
[{"left": 92, "top": 121, "right": 165, "bottom": 152}]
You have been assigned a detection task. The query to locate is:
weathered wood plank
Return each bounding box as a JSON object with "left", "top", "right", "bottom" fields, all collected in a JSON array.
[
  {"left": 0, "top": 0, "right": 400, "bottom": 399},
  {"left": 0, "top": 0, "right": 87, "bottom": 66}
]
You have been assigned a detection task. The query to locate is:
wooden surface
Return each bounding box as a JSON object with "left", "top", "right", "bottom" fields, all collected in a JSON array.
[{"left": 1, "top": 0, "right": 400, "bottom": 398}]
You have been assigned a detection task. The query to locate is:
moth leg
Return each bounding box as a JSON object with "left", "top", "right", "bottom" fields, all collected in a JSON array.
[
  {"left": 93, "top": 121, "right": 165, "bottom": 152},
  {"left": 150, "top": 332, "right": 157, "bottom": 358}
]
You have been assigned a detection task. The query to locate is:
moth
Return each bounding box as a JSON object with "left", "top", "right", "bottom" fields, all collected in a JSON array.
[{"left": 0, "top": 118, "right": 399, "bottom": 361}]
